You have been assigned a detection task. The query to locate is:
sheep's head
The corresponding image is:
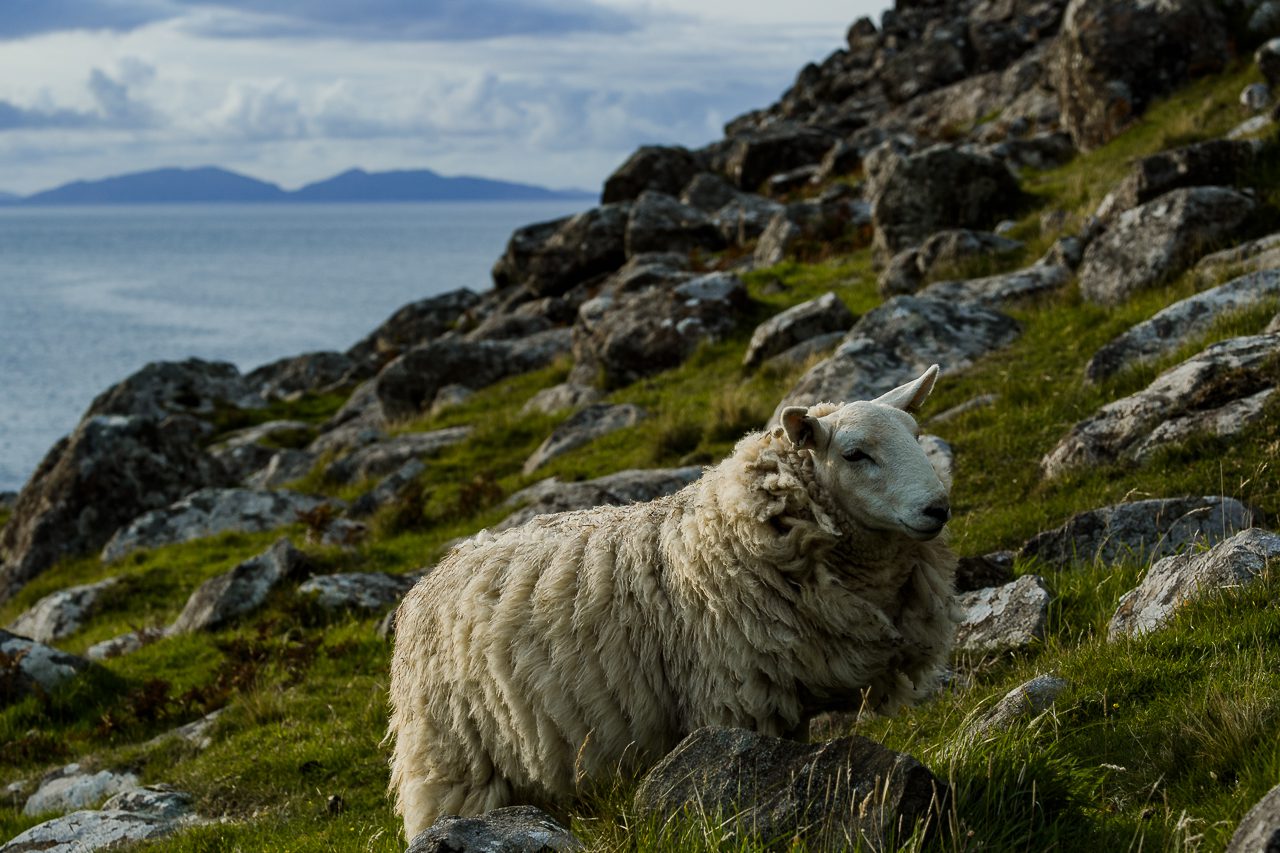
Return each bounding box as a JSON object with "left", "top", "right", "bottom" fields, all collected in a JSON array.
[{"left": 780, "top": 365, "right": 950, "bottom": 541}]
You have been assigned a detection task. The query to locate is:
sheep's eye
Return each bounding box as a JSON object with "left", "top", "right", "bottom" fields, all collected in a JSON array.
[{"left": 842, "top": 448, "right": 873, "bottom": 464}]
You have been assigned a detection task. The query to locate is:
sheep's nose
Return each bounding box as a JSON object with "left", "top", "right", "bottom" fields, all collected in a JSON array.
[{"left": 922, "top": 502, "right": 951, "bottom": 525}]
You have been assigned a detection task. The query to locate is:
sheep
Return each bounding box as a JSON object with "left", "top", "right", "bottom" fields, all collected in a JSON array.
[{"left": 387, "top": 365, "right": 958, "bottom": 838}]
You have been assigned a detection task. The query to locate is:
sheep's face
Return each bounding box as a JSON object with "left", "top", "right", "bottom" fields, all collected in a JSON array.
[{"left": 781, "top": 365, "right": 951, "bottom": 541}]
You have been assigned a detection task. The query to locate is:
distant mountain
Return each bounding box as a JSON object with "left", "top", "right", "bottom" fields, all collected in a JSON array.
[
  {"left": 17, "top": 166, "right": 596, "bottom": 205},
  {"left": 0, "top": 190, "right": 18, "bottom": 203}
]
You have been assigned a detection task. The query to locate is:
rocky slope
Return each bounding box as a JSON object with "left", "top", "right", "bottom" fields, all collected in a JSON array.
[{"left": 3, "top": 1, "right": 1280, "bottom": 851}]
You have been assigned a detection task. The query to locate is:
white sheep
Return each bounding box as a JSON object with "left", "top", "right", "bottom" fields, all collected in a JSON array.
[{"left": 388, "top": 365, "right": 958, "bottom": 838}]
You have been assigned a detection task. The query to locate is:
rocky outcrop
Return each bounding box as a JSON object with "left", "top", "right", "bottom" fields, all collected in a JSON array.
[
  {"left": 1086, "top": 270, "right": 1280, "bottom": 382},
  {"left": 497, "top": 467, "right": 701, "bottom": 532},
  {"left": 491, "top": 205, "right": 629, "bottom": 297},
  {"left": 624, "top": 191, "right": 725, "bottom": 257},
  {"left": 520, "top": 383, "right": 602, "bottom": 416},
  {"left": 920, "top": 261, "right": 1071, "bottom": 306},
  {"left": 84, "top": 359, "right": 259, "bottom": 422},
  {"left": 24, "top": 765, "right": 139, "bottom": 817},
  {"left": 1095, "top": 140, "right": 1260, "bottom": 221},
  {"left": 633, "top": 727, "right": 945, "bottom": 848},
  {"left": 168, "top": 538, "right": 310, "bottom": 634},
  {"left": 1108, "top": 527, "right": 1280, "bottom": 639},
  {"left": 323, "top": 429, "right": 471, "bottom": 484},
  {"left": 1196, "top": 231, "right": 1280, "bottom": 279},
  {"left": 102, "top": 488, "right": 333, "bottom": 562},
  {"left": 773, "top": 296, "right": 1020, "bottom": 421},
  {"left": 245, "top": 351, "right": 359, "bottom": 401},
  {"left": 522, "top": 404, "right": 646, "bottom": 475},
  {"left": 954, "top": 575, "right": 1051, "bottom": 653},
  {"left": 1050, "top": 0, "right": 1230, "bottom": 150},
  {"left": 1042, "top": 334, "right": 1280, "bottom": 476},
  {"left": 879, "top": 229, "right": 1023, "bottom": 296},
  {"left": 0, "top": 416, "right": 226, "bottom": 603},
  {"left": 346, "top": 288, "right": 479, "bottom": 369},
  {"left": 722, "top": 126, "right": 837, "bottom": 190},
  {"left": 297, "top": 571, "right": 418, "bottom": 613},
  {"left": 743, "top": 292, "right": 854, "bottom": 369},
  {"left": 603, "top": 146, "right": 702, "bottom": 204},
  {"left": 1078, "top": 187, "right": 1256, "bottom": 306},
  {"left": 6, "top": 578, "right": 119, "bottom": 644},
  {"left": 348, "top": 459, "right": 425, "bottom": 518},
  {"left": 1020, "top": 496, "right": 1254, "bottom": 567},
  {"left": 0, "top": 630, "right": 91, "bottom": 703},
  {"left": 1, "top": 786, "right": 196, "bottom": 853},
  {"left": 407, "top": 806, "right": 583, "bottom": 853}
]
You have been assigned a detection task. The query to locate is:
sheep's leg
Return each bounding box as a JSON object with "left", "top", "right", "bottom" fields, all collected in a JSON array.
[{"left": 398, "top": 771, "right": 514, "bottom": 840}]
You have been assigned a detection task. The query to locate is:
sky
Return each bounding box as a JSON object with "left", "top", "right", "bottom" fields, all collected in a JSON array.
[{"left": 0, "top": 0, "right": 891, "bottom": 195}]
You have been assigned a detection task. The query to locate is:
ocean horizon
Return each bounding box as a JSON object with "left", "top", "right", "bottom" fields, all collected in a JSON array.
[{"left": 0, "top": 200, "right": 592, "bottom": 492}]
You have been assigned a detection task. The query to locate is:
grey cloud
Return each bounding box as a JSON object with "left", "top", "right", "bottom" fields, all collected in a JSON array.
[{"left": 0, "top": 66, "right": 156, "bottom": 132}]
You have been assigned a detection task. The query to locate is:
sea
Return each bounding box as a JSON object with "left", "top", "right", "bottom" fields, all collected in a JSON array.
[{"left": 0, "top": 200, "right": 593, "bottom": 493}]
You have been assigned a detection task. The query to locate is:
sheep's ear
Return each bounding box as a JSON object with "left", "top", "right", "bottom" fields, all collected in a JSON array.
[
  {"left": 872, "top": 364, "right": 939, "bottom": 413},
  {"left": 781, "top": 406, "right": 824, "bottom": 450}
]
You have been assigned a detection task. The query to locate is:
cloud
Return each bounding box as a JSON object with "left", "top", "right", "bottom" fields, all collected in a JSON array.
[
  {"left": 0, "top": 64, "right": 156, "bottom": 132},
  {"left": 0, "top": 0, "right": 177, "bottom": 40}
]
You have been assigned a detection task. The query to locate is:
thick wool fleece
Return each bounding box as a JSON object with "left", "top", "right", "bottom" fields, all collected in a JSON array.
[{"left": 388, "top": 425, "right": 957, "bottom": 837}]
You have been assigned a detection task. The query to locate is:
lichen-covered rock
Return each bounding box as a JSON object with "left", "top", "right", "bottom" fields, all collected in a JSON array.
[
  {"left": 0, "top": 630, "right": 91, "bottom": 702},
  {"left": 633, "top": 727, "right": 946, "bottom": 849},
  {"left": 954, "top": 575, "right": 1051, "bottom": 653},
  {"left": 603, "top": 145, "right": 702, "bottom": 204},
  {"left": 347, "top": 459, "right": 426, "bottom": 518},
  {"left": 323, "top": 429, "right": 471, "bottom": 485},
  {"left": 722, "top": 126, "right": 836, "bottom": 190},
  {"left": 1094, "top": 140, "right": 1259, "bottom": 221},
  {"left": 85, "top": 629, "right": 162, "bottom": 662},
  {"left": 743, "top": 293, "right": 854, "bottom": 369},
  {"left": 520, "top": 383, "right": 602, "bottom": 416},
  {"left": 1078, "top": 187, "right": 1256, "bottom": 306},
  {"left": 497, "top": 467, "right": 702, "bottom": 532},
  {"left": 491, "top": 204, "right": 630, "bottom": 297},
  {"left": 879, "top": 229, "right": 1024, "bottom": 296},
  {"left": 1258, "top": 37, "right": 1280, "bottom": 88},
  {"left": 1195, "top": 231, "right": 1280, "bottom": 279},
  {"left": 1109, "top": 527, "right": 1280, "bottom": 639},
  {"left": 955, "top": 551, "right": 1016, "bottom": 593},
  {"left": 407, "top": 805, "right": 583, "bottom": 853},
  {"left": 244, "top": 449, "right": 316, "bottom": 490},
  {"left": 102, "top": 488, "right": 333, "bottom": 562},
  {"left": 967, "top": 0, "right": 1068, "bottom": 73},
  {"left": 146, "top": 708, "right": 224, "bottom": 751},
  {"left": 298, "top": 571, "right": 417, "bottom": 612},
  {"left": 1051, "top": 0, "right": 1230, "bottom": 149},
  {"left": 624, "top": 191, "right": 725, "bottom": 257},
  {"left": 1020, "top": 496, "right": 1254, "bottom": 567},
  {"left": 773, "top": 296, "right": 1020, "bottom": 421},
  {"left": 346, "top": 289, "right": 480, "bottom": 367},
  {"left": 7, "top": 578, "right": 119, "bottom": 644},
  {"left": 1086, "top": 270, "right": 1280, "bottom": 382},
  {"left": 244, "top": 351, "right": 359, "bottom": 401},
  {"left": 24, "top": 765, "right": 139, "bottom": 817},
  {"left": 522, "top": 404, "right": 646, "bottom": 475},
  {"left": 920, "top": 262, "right": 1071, "bottom": 306},
  {"left": 964, "top": 674, "right": 1068, "bottom": 740},
  {"left": 1227, "top": 781, "right": 1280, "bottom": 853},
  {"left": 0, "top": 415, "right": 226, "bottom": 603},
  {"left": 1042, "top": 334, "right": 1280, "bottom": 476},
  {"left": 84, "top": 359, "right": 259, "bottom": 421},
  {"left": 210, "top": 420, "right": 314, "bottom": 483},
  {"left": 1, "top": 786, "right": 195, "bottom": 853},
  {"left": 168, "top": 539, "right": 310, "bottom": 634}
]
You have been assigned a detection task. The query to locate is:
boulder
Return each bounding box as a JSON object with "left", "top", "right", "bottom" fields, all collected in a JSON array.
[
  {"left": 320, "top": 379, "right": 387, "bottom": 436},
  {"left": 1078, "top": 187, "right": 1256, "bottom": 306},
  {"left": 375, "top": 331, "right": 571, "bottom": 422},
  {"left": 210, "top": 420, "right": 314, "bottom": 483},
  {"left": 679, "top": 172, "right": 740, "bottom": 213},
  {"left": 520, "top": 383, "right": 602, "bottom": 416},
  {"left": 603, "top": 146, "right": 702, "bottom": 204},
  {"left": 491, "top": 204, "right": 630, "bottom": 297},
  {"left": 85, "top": 629, "right": 161, "bottom": 662},
  {"left": 1, "top": 786, "right": 195, "bottom": 853},
  {"left": 1051, "top": 0, "right": 1230, "bottom": 150},
  {"left": 1196, "top": 231, "right": 1280, "bottom": 279},
  {"left": 1020, "top": 496, "right": 1254, "bottom": 567},
  {"left": 879, "top": 23, "right": 971, "bottom": 103},
  {"left": 982, "top": 132, "right": 1077, "bottom": 171},
  {"left": 714, "top": 193, "right": 787, "bottom": 245},
  {"left": 1109, "top": 527, "right": 1280, "bottom": 639},
  {"left": 1242, "top": 82, "right": 1272, "bottom": 113},
  {"left": 1258, "top": 37, "right": 1280, "bottom": 88},
  {"left": 7, "top": 578, "right": 119, "bottom": 644},
  {"left": 722, "top": 127, "right": 836, "bottom": 190},
  {"left": 879, "top": 229, "right": 1024, "bottom": 296},
  {"left": 297, "top": 572, "right": 418, "bottom": 612},
  {"left": 919, "top": 434, "right": 954, "bottom": 483},
  {"left": 323, "top": 429, "right": 472, "bottom": 485},
  {"left": 920, "top": 262, "right": 1071, "bottom": 306},
  {"left": 870, "top": 145, "right": 1024, "bottom": 257},
  {"left": 1095, "top": 140, "right": 1260, "bottom": 221},
  {"left": 753, "top": 192, "right": 873, "bottom": 265},
  {"left": 522, "top": 404, "right": 646, "bottom": 475},
  {"left": 633, "top": 727, "right": 946, "bottom": 849},
  {"left": 346, "top": 289, "right": 480, "bottom": 367},
  {"left": 168, "top": 538, "right": 310, "bottom": 634},
  {"left": 753, "top": 215, "right": 803, "bottom": 267},
  {"left": 572, "top": 273, "right": 748, "bottom": 388},
  {"left": 1227, "top": 114, "right": 1274, "bottom": 140},
  {"left": 1227, "top": 781, "right": 1280, "bottom": 853},
  {"left": 762, "top": 331, "right": 845, "bottom": 371},
  {"left": 244, "top": 351, "right": 359, "bottom": 400},
  {"left": 954, "top": 575, "right": 1051, "bottom": 653},
  {"left": 624, "top": 191, "right": 725, "bottom": 257},
  {"left": 348, "top": 459, "right": 425, "bottom": 518},
  {"left": 743, "top": 293, "right": 854, "bottom": 369},
  {"left": 146, "top": 708, "right": 224, "bottom": 751},
  {"left": 407, "top": 806, "right": 583, "bottom": 853},
  {"left": 955, "top": 551, "right": 1016, "bottom": 593},
  {"left": 84, "top": 358, "right": 259, "bottom": 422},
  {"left": 1042, "top": 334, "right": 1280, "bottom": 477},
  {"left": 497, "top": 467, "right": 701, "bottom": 531},
  {"left": 244, "top": 449, "right": 316, "bottom": 490},
  {"left": 964, "top": 674, "right": 1069, "bottom": 741},
  {"left": 102, "top": 488, "right": 333, "bottom": 562},
  {"left": 0, "top": 630, "right": 91, "bottom": 702},
  {"left": 24, "top": 765, "right": 139, "bottom": 817},
  {"left": 0, "top": 415, "right": 226, "bottom": 603},
  {"left": 772, "top": 296, "right": 1020, "bottom": 422},
  {"left": 1086, "top": 270, "right": 1280, "bottom": 382}
]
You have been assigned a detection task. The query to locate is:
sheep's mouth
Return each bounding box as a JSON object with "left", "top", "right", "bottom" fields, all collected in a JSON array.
[{"left": 902, "top": 520, "right": 945, "bottom": 540}]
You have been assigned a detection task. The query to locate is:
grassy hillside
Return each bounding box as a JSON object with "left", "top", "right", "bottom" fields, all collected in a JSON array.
[{"left": 2, "top": 62, "right": 1279, "bottom": 851}]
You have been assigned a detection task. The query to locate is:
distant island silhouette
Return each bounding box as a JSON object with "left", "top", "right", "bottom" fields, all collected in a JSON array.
[{"left": 3, "top": 166, "right": 597, "bottom": 205}]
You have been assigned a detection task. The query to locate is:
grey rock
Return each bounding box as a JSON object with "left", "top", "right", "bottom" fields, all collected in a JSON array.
[
  {"left": 762, "top": 331, "right": 845, "bottom": 371},
  {"left": 321, "top": 378, "right": 387, "bottom": 436},
  {"left": 765, "top": 164, "right": 820, "bottom": 195},
  {"left": 679, "top": 172, "right": 740, "bottom": 213},
  {"left": 498, "top": 467, "right": 701, "bottom": 531},
  {"left": 85, "top": 629, "right": 162, "bottom": 662},
  {"left": 879, "top": 24, "right": 970, "bottom": 103},
  {"left": 714, "top": 193, "right": 786, "bottom": 245},
  {"left": 168, "top": 538, "right": 310, "bottom": 634},
  {"left": 1042, "top": 236, "right": 1085, "bottom": 270},
  {"left": 723, "top": 126, "right": 836, "bottom": 190},
  {"left": 244, "top": 449, "right": 316, "bottom": 490},
  {"left": 633, "top": 727, "right": 946, "bottom": 849},
  {"left": 880, "top": 229, "right": 1024, "bottom": 296},
  {"left": 346, "top": 289, "right": 480, "bottom": 367},
  {"left": 1079, "top": 187, "right": 1256, "bottom": 306},
  {"left": 1043, "top": 333, "right": 1280, "bottom": 476},
  {"left": 743, "top": 293, "right": 854, "bottom": 369},
  {"left": 1095, "top": 140, "right": 1260, "bottom": 221},
  {"left": 625, "top": 191, "right": 725, "bottom": 257},
  {"left": 427, "top": 384, "right": 473, "bottom": 416},
  {"left": 1269, "top": 313, "right": 1280, "bottom": 335},
  {"left": 1196, "top": 231, "right": 1280, "bottom": 279},
  {"left": 100, "top": 786, "right": 192, "bottom": 821},
  {"left": 376, "top": 606, "right": 398, "bottom": 641},
  {"left": 753, "top": 214, "right": 803, "bottom": 267},
  {"left": 348, "top": 459, "right": 425, "bottom": 518},
  {"left": 24, "top": 765, "right": 139, "bottom": 817},
  {"left": 522, "top": 404, "right": 646, "bottom": 475},
  {"left": 921, "top": 262, "right": 1071, "bottom": 306},
  {"left": 1227, "top": 114, "right": 1275, "bottom": 140},
  {"left": 520, "top": 383, "right": 602, "bottom": 416},
  {"left": 1242, "top": 82, "right": 1272, "bottom": 113},
  {"left": 1227, "top": 781, "right": 1280, "bottom": 853},
  {"left": 954, "top": 575, "right": 1051, "bottom": 653},
  {"left": 103, "top": 488, "right": 333, "bottom": 562},
  {"left": 965, "top": 674, "right": 1068, "bottom": 740},
  {"left": 1258, "top": 38, "right": 1280, "bottom": 88},
  {"left": 1, "top": 786, "right": 194, "bottom": 853},
  {"left": 955, "top": 551, "right": 1016, "bottom": 593},
  {"left": 376, "top": 331, "right": 570, "bottom": 422},
  {"left": 1021, "top": 496, "right": 1254, "bottom": 567},
  {"left": 407, "top": 805, "right": 583, "bottom": 853},
  {"left": 210, "top": 420, "right": 313, "bottom": 483},
  {"left": 245, "top": 351, "right": 359, "bottom": 401},
  {"left": 603, "top": 145, "right": 702, "bottom": 204},
  {"left": 772, "top": 296, "right": 1020, "bottom": 422},
  {"left": 297, "top": 572, "right": 418, "bottom": 612},
  {"left": 324, "top": 429, "right": 471, "bottom": 485},
  {"left": 982, "top": 132, "right": 1077, "bottom": 171},
  {"left": 0, "top": 630, "right": 91, "bottom": 701},
  {"left": 929, "top": 393, "right": 1000, "bottom": 425},
  {"left": 84, "top": 358, "right": 259, "bottom": 422},
  {"left": 919, "top": 434, "right": 953, "bottom": 484},
  {"left": 0, "top": 415, "right": 227, "bottom": 603},
  {"left": 601, "top": 252, "right": 692, "bottom": 295},
  {"left": 7, "top": 578, "right": 119, "bottom": 644},
  {"left": 1252, "top": 3, "right": 1280, "bottom": 38},
  {"left": 146, "top": 708, "right": 225, "bottom": 751},
  {"left": 1051, "top": 0, "right": 1229, "bottom": 149},
  {"left": 491, "top": 204, "right": 630, "bottom": 297},
  {"left": 1087, "top": 270, "right": 1280, "bottom": 382},
  {"left": 1109, "top": 527, "right": 1280, "bottom": 639},
  {"left": 314, "top": 517, "right": 368, "bottom": 548}
]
